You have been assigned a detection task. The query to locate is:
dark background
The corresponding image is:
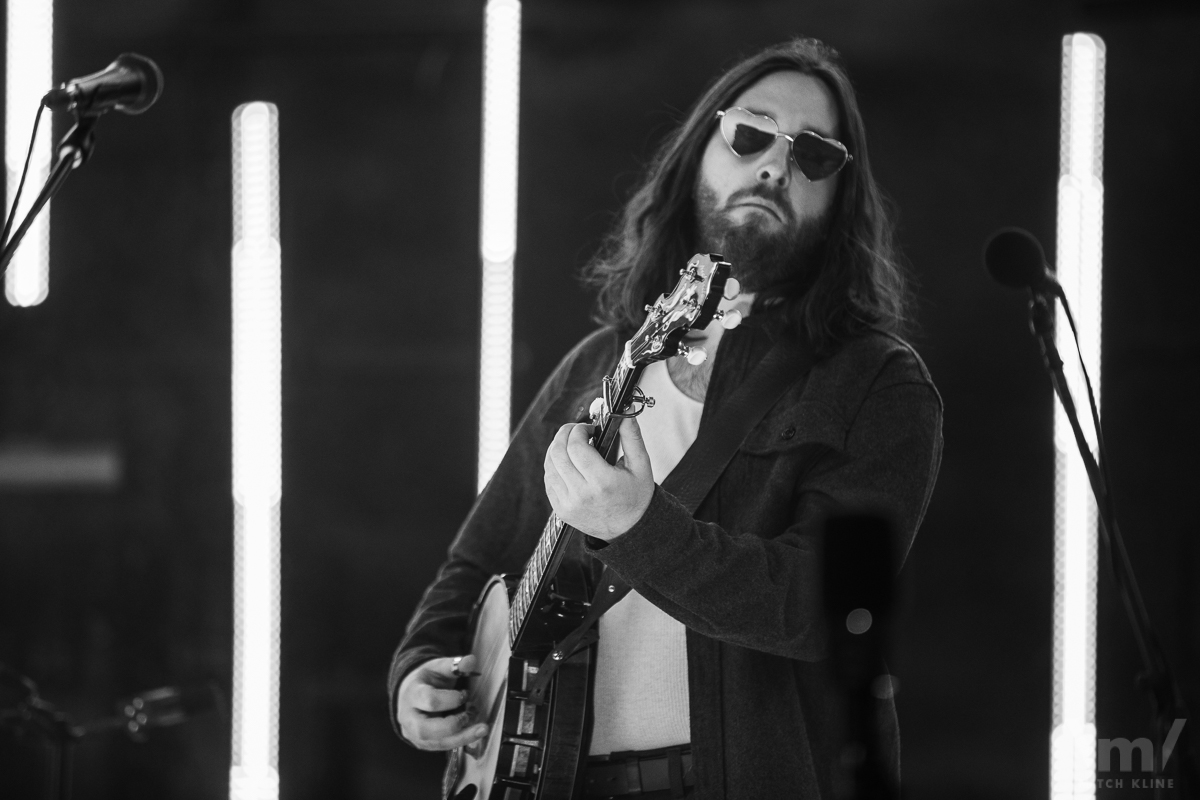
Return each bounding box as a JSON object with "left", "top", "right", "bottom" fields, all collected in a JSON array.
[{"left": 1, "top": 0, "right": 1198, "bottom": 797}]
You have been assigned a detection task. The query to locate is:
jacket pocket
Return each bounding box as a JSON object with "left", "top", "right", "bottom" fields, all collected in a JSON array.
[{"left": 739, "top": 398, "right": 847, "bottom": 455}]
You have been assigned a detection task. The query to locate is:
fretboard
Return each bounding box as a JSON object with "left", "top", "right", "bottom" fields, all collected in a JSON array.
[
  {"left": 506, "top": 356, "right": 641, "bottom": 647},
  {"left": 508, "top": 512, "right": 569, "bottom": 646}
]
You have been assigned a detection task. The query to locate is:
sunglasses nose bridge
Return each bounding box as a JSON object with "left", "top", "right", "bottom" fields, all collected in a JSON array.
[
  {"left": 774, "top": 132, "right": 812, "bottom": 181},
  {"left": 752, "top": 135, "right": 794, "bottom": 184}
]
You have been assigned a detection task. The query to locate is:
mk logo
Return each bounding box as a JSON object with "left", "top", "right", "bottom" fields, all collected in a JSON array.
[{"left": 1098, "top": 719, "right": 1187, "bottom": 773}]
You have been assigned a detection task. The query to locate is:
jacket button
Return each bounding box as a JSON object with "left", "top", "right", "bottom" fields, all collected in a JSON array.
[{"left": 780, "top": 425, "right": 796, "bottom": 440}]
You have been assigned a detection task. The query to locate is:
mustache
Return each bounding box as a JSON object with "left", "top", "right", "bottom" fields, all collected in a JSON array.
[{"left": 724, "top": 186, "right": 795, "bottom": 224}]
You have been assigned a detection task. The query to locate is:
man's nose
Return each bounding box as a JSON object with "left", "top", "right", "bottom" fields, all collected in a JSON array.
[{"left": 754, "top": 138, "right": 792, "bottom": 186}]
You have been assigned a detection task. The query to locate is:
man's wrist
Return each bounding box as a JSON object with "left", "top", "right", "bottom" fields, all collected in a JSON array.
[
  {"left": 584, "top": 485, "right": 689, "bottom": 570},
  {"left": 587, "top": 489, "right": 654, "bottom": 542}
]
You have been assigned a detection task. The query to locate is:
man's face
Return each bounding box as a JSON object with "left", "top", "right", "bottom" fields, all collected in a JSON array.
[{"left": 694, "top": 70, "right": 842, "bottom": 292}]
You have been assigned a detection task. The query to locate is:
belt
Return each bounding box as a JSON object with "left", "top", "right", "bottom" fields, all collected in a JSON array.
[{"left": 584, "top": 745, "right": 695, "bottom": 798}]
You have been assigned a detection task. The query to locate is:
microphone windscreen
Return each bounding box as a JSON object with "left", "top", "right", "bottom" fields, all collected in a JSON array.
[
  {"left": 984, "top": 227, "right": 1049, "bottom": 289},
  {"left": 114, "top": 53, "right": 163, "bottom": 114}
]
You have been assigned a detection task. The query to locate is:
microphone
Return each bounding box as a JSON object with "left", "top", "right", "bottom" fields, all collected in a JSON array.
[
  {"left": 42, "top": 53, "right": 163, "bottom": 116},
  {"left": 983, "top": 227, "right": 1062, "bottom": 297}
]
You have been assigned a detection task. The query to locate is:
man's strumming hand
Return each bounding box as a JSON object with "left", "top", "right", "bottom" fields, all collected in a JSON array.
[
  {"left": 543, "top": 416, "right": 654, "bottom": 541},
  {"left": 396, "top": 654, "right": 489, "bottom": 751}
]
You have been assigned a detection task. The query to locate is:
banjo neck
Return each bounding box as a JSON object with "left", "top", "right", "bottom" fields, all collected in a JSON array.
[
  {"left": 506, "top": 254, "right": 733, "bottom": 650},
  {"left": 506, "top": 354, "right": 645, "bottom": 648}
]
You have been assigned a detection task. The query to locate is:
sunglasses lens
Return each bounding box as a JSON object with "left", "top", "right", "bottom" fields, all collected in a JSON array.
[
  {"left": 721, "top": 110, "right": 777, "bottom": 157},
  {"left": 792, "top": 133, "right": 848, "bottom": 181}
]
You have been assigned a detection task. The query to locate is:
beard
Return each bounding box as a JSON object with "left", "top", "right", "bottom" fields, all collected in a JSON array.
[{"left": 694, "top": 178, "right": 831, "bottom": 295}]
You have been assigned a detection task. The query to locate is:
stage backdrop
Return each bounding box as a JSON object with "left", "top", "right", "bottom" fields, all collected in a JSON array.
[{"left": 0, "top": 0, "right": 1196, "bottom": 798}]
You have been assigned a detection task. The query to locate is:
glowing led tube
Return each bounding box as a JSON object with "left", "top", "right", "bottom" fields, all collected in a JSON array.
[
  {"left": 230, "top": 101, "right": 282, "bottom": 800},
  {"left": 4, "top": 0, "right": 53, "bottom": 306},
  {"left": 477, "top": 0, "right": 521, "bottom": 491},
  {"left": 1050, "top": 33, "right": 1104, "bottom": 800}
]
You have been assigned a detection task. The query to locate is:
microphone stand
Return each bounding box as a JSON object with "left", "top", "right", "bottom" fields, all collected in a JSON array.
[
  {"left": 1027, "top": 292, "right": 1195, "bottom": 797},
  {"left": 0, "top": 112, "right": 100, "bottom": 798},
  {"left": 2, "top": 662, "right": 221, "bottom": 800},
  {"left": 0, "top": 663, "right": 82, "bottom": 800},
  {"left": 0, "top": 112, "right": 98, "bottom": 274}
]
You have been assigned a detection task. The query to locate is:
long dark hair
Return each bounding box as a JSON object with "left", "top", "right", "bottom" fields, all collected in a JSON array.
[{"left": 583, "top": 38, "right": 909, "bottom": 356}]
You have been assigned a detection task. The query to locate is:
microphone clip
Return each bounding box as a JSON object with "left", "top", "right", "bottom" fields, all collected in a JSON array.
[
  {"left": 56, "top": 112, "right": 100, "bottom": 171},
  {"left": 1027, "top": 291, "right": 1055, "bottom": 338},
  {"left": 0, "top": 113, "right": 99, "bottom": 273},
  {"left": 1027, "top": 293, "right": 1064, "bottom": 377}
]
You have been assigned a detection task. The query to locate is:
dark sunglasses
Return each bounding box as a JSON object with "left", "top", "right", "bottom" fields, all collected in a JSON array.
[{"left": 716, "top": 106, "right": 853, "bottom": 182}]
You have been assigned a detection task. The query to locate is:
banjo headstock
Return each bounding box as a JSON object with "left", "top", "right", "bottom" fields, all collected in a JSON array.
[
  {"left": 587, "top": 253, "right": 741, "bottom": 451},
  {"left": 627, "top": 253, "right": 738, "bottom": 368}
]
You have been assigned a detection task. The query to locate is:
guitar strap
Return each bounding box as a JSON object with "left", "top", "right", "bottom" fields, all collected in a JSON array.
[{"left": 526, "top": 331, "right": 815, "bottom": 704}]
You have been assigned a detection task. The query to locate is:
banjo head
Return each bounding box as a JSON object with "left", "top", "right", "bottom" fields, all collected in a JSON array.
[{"left": 445, "top": 577, "right": 512, "bottom": 800}]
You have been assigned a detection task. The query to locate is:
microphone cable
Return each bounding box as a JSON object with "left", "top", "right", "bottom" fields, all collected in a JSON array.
[{"left": 1, "top": 101, "right": 47, "bottom": 251}]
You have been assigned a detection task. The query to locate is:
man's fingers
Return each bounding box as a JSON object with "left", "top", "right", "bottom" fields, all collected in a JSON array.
[
  {"left": 544, "top": 463, "right": 567, "bottom": 509},
  {"left": 409, "top": 711, "right": 489, "bottom": 751},
  {"left": 548, "top": 424, "right": 586, "bottom": 485},
  {"left": 438, "top": 721, "right": 491, "bottom": 751},
  {"left": 565, "top": 423, "right": 602, "bottom": 474},
  {"left": 412, "top": 683, "right": 466, "bottom": 713},
  {"left": 397, "top": 654, "right": 493, "bottom": 749},
  {"left": 417, "top": 655, "right": 472, "bottom": 687},
  {"left": 618, "top": 417, "right": 653, "bottom": 480}
]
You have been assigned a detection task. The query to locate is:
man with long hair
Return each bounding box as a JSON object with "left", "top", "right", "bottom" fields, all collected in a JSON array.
[{"left": 390, "top": 38, "right": 942, "bottom": 798}]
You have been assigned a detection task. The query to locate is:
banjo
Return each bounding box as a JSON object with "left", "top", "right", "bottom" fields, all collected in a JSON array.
[{"left": 444, "top": 254, "right": 735, "bottom": 800}]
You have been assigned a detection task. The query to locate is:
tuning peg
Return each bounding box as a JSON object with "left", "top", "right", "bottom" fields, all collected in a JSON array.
[
  {"left": 678, "top": 343, "right": 708, "bottom": 366},
  {"left": 718, "top": 309, "right": 743, "bottom": 330},
  {"left": 723, "top": 277, "right": 741, "bottom": 300}
]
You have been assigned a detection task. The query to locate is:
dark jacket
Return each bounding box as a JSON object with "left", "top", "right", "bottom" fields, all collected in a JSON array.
[{"left": 389, "top": 315, "right": 943, "bottom": 799}]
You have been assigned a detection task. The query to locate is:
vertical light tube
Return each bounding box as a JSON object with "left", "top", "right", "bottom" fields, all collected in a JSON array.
[
  {"left": 4, "top": 0, "right": 53, "bottom": 306},
  {"left": 477, "top": 0, "right": 521, "bottom": 492},
  {"left": 1050, "top": 33, "right": 1104, "bottom": 800},
  {"left": 230, "top": 102, "right": 282, "bottom": 800}
]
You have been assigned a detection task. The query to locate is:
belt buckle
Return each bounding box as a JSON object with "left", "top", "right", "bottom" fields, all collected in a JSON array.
[
  {"left": 587, "top": 745, "right": 692, "bottom": 797},
  {"left": 626, "top": 757, "right": 643, "bottom": 792},
  {"left": 638, "top": 755, "right": 668, "bottom": 791}
]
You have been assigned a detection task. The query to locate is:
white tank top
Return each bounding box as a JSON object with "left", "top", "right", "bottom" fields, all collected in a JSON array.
[{"left": 588, "top": 358, "right": 702, "bottom": 755}]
